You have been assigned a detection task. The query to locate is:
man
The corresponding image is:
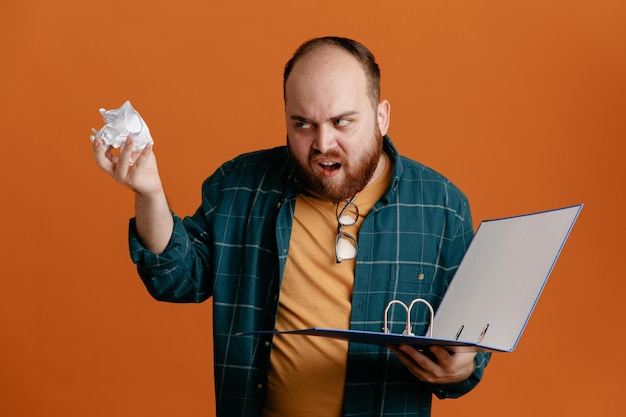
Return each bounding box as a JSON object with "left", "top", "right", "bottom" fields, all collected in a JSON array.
[{"left": 92, "top": 36, "right": 490, "bottom": 417}]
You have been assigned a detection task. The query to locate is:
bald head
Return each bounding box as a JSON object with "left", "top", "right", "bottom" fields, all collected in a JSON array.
[{"left": 283, "top": 37, "right": 381, "bottom": 108}]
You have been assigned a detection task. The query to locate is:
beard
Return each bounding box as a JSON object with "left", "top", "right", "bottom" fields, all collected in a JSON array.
[{"left": 288, "top": 127, "right": 384, "bottom": 203}]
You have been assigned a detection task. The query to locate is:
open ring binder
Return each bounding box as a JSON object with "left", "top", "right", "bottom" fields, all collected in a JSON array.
[
  {"left": 382, "top": 298, "right": 490, "bottom": 343},
  {"left": 238, "top": 204, "right": 583, "bottom": 353}
]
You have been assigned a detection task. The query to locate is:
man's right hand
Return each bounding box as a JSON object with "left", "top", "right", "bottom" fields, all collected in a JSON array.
[
  {"left": 92, "top": 136, "right": 163, "bottom": 197},
  {"left": 92, "top": 136, "right": 173, "bottom": 254}
]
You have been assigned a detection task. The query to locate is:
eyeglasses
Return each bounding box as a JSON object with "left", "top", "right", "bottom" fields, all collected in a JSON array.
[{"left": 335, "top": 197, "right": 359, "bottom": 263}]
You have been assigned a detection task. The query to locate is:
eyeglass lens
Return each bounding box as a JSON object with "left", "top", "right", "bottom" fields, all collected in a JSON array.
[
  {"left": 336, "top": 232, "right": 357, "bottom": 260},
  {"left": 335, "top": 198, "right": 359, "bottom": 262},
  {"left": 336, "top": 199, "right": 359, "bottom": 226}
]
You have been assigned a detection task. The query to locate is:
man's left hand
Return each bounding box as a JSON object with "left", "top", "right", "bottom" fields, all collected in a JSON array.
[{"left": 388, "top": 344, "right": 477, "bottom": 385}]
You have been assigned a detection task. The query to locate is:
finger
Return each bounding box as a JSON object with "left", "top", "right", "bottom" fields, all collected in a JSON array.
[
  {"left": 132, "top": 142, "right": 153, "bottom": 168},
  {"left": 116, "top": 136, "right": 134, "bottom": 177},
  {"left": 104, "top": 144, "right": 117, "bottom": 163},
  {"left": 93, "top": 138, "right": 114, "bottom": 173},
  {"left": 388, "top": 345, "right": 418, "bottom": 369},
  {"left": 446, "top": 345, "right": 478, "bottom": 354},
  {"left": 388, "top": 345, "right": 432, "bottom": 381},
  {"left": 393, "top": 345, "right": 434, "bottom": 368},
  {"left": 427, "top": 346, "right": 452, "bottom": 364}
]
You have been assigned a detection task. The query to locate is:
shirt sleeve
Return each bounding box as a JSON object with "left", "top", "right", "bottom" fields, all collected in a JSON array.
[
  {"left": 431, "top": 350, "right": 491, "bottom": 399},
  {"left": 128, "top": 213, "right": 212, "bottom": 303}
]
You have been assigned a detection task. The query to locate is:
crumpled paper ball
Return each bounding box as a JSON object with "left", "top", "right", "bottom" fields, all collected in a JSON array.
[{"left": 90, "top": 100, "right": 154, "bottom": 152}]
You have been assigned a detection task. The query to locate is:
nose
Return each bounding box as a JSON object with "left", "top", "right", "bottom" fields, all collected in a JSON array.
[{"left": 312, "top": 124, "right": 337, "bottom": 154}]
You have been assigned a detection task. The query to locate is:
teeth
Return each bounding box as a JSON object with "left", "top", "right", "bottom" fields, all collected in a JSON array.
[{"left": 320, "top": 162, "right": 337, "bottom": 166}]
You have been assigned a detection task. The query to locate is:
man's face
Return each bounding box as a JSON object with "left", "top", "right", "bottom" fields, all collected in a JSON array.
[{"left": 285, "top": 47, "right": 390, "bottom": 202}]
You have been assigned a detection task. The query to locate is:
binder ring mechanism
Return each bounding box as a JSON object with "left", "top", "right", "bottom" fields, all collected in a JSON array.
[{"left": 383, "top": 298, "right": 434, "bottom": 338}]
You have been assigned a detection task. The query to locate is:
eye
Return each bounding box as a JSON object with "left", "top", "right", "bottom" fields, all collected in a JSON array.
[
  {"left": 295, "top": 121, "right": 312, "bottom": 129},
  {"left": 334, "top": 118, "right": 350, "bottom": 127}
]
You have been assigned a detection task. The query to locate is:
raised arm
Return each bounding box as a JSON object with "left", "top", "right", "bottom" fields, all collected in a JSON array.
[{"left": 92, "top": 136, "right": 173, "bottom": 253}]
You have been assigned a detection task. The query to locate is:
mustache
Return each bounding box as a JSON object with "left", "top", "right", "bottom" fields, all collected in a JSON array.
[{"left": 309, "top": 149, "right": 344, "bottom": 161}]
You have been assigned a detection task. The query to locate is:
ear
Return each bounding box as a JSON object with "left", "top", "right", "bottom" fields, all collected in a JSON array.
[{"left": 377, "top": 99, "right": 391, "bottom": 136}]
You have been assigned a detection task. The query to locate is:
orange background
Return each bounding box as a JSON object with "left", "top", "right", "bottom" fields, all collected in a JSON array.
[{"left": 1, "top": 1, "right": 624, "bottom": 416}]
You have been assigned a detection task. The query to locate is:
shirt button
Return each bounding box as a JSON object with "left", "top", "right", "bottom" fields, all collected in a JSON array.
[
  {"left": 257, "top": 383, "right": 263, "bottom": 390},
  {"left": 264, "top": 341, "right": 270, "bottom": 347},
  {"left": 418, "top": 272, "right": 425, "bottom": 280}
]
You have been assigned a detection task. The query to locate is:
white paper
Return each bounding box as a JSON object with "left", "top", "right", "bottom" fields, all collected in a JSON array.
[
  {"left": 431, "top": 204, "right": 583, "bottom": 351},
  {"left": 90, "top": 100, "right": 153, "bottom": 152}
]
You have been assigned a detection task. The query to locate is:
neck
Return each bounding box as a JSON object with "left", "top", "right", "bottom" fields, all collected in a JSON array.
[{"left": 366, "top": 152, "right": 388, "bottom": 188}]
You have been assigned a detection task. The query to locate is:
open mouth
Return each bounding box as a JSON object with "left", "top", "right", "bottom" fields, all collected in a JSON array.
[{"left": 319, "top": 161, "right": 342, "bottom": 176}]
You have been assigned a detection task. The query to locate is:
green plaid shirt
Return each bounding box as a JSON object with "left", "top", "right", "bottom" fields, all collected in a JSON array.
[{"left": 129, "top": 136, "right": 490, "bottom": 417}]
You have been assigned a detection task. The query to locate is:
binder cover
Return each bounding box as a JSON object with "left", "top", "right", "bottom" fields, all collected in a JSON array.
[{"left": 239, "top": 204, "right": 583, "bottom": 352}]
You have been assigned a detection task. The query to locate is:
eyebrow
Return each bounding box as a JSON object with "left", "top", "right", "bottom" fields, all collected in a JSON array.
[{"left": 289, "top": 111, "right": 359, "bottom": 123}]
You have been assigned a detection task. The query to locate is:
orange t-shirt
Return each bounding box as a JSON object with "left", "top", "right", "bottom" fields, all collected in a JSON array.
[{"left": 263, "top": 156, "right": 391, "bottom": 417}]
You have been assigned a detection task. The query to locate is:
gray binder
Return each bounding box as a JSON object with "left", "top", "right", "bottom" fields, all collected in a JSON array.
[{"left": 240, "top": 204, "right": 583, "bottom": 352}]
